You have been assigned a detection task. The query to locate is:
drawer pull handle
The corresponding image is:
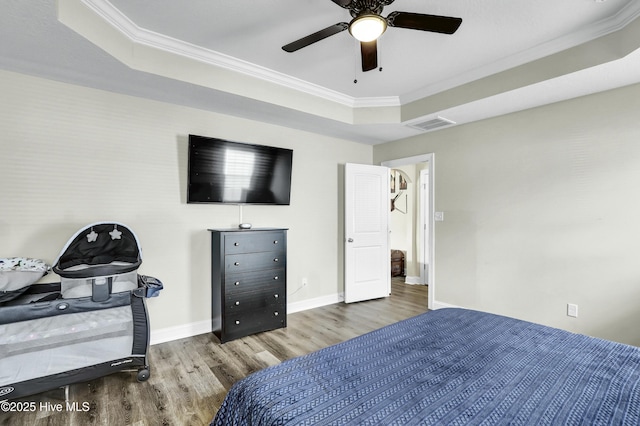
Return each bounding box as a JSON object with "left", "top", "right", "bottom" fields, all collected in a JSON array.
[
  {"left": 235, "top": 320, "right": 240, "bottom": 325},
  {"left": 274, "top": 276, "right": 279, "bottom": 280},
  {"left": 235, "top": 301, "right": 240, "bottom": 306},
  {"left": 234, "top": 281, "right": 240, "bottom": 286},
  {"left": 273, "top": 240, "right": 278, "bottom": 244},
  {"left": 273, "top": 258, "right": 279, "bottom": 262},
  {"left": 274, "top": 312, "right": 279, "bottom": 316},
  {"left": 274, "top": 294, "right": 279, "bottom": 298},
  {"left": 234, "top": 242, "right": 240, "bottom": 246},
  {"left": 234, "top": 262, "right": 240, "bottom": 266}
]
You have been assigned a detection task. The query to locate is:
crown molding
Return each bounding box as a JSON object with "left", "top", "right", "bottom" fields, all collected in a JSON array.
[
  {"left": 400, "top": 1, "right": 640, "bottom": 104},
  {"left": 352, "top": 96, "right": 401, "bottom": 108},
  {"left": 81, "top": 0, "right": 640, "bottom": 113},
  {"left": 82, "top": 0, "right": 403, "bottom": 109}
]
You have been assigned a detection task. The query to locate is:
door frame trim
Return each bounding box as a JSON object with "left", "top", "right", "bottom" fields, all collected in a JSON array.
[{"left": 381, "top": 153, "right": 435, "bottom": 310}]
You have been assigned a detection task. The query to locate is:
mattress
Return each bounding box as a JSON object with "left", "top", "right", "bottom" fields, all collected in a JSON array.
[
  {"left": 0, "top": 305, "right": 134, "bottom": 386},
  {"left": 212, "top": 308, "right": 640, "bottom": 425}
]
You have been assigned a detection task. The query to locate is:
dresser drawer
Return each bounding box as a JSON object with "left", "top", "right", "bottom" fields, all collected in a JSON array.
[
  {"left": 224, "top": 306, "right": 286, "bottom": 340},
  {"left": 225, "top": 251, "right": 285, "bottom": 273},
  {"left": 225, "top": 286, "right": 285, "bottom": 312},
  {"left": 224, "top": 268, "right": 285, "bottom": 294},
  {"left": 224, "top": 231, "right": 285, "bottom": 255}
]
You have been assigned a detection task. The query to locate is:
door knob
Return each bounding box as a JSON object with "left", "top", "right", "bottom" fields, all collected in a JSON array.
[{"left": 347, "top": 238, "right": 354, "bottom": 243}]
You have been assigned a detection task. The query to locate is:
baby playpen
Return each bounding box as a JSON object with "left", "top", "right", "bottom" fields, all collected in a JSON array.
[{"left": 0, "top": 222, "right": 162, "bottom": 401}]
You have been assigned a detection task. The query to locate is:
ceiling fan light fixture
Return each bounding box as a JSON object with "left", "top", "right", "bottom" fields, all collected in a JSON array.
[{"left": 349, "top": 14, "right": 387, "bottom": 42}]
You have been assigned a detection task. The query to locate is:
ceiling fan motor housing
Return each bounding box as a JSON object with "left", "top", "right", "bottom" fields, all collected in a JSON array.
[{"left": 346, "top": 0, "right": 395, "bottom": 17}]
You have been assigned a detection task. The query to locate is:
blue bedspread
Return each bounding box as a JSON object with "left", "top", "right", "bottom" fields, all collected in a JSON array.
[{"left": 212, "top": 308, "right": 640, "bottom": 425}]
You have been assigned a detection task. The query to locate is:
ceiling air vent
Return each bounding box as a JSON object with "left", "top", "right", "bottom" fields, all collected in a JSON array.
[{"left": 406, "top": 116, "right": 456, "bottom": 132}]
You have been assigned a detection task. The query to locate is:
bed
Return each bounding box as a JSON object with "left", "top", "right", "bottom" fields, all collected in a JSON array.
[{"left": 212, "top": 308, "right": 640, "bottom": 425}]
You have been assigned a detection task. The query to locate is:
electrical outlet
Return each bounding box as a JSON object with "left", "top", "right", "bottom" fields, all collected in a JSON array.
[
  {"left": 567, "top": 303, "right": 578, "bottom": 318},
  {"left": 302, "top": 277, "right": 308, "bottom": 287}
]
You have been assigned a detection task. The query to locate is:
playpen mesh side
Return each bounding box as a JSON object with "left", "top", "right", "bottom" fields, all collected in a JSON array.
[
  {"left": 61, "top": 270, "right": 138, "bottom": 299},
  {"left": 0, "top": 306, "right": 134, "bottom": 387}
]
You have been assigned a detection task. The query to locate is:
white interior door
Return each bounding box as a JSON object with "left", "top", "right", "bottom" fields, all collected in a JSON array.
[{"left": 344, "top": 163, "right": 390, "bottom": 303}]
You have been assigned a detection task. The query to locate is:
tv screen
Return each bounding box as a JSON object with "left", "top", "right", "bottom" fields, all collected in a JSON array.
[{"left": 187, "top": 135, "right": 293, "bottom": 205}]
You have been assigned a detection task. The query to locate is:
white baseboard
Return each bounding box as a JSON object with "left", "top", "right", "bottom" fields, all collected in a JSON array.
[
  {"left": 150, "top": 292, "right": 344, "bottom": 345},
  {"left": 432, "top": 300, "right": 461, "bottom": 310},
  {"left": 150, "top": 320, "right": 211, "bottom": 345},
  {"left": 403, "top": 276, "right": 423, "bottom": 285},
  {"left": 288, "top": 292, "right": 344, "bottom": 314}
]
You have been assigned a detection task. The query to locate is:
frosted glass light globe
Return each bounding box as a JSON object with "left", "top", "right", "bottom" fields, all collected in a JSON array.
[{"left": 349, "top": 15, "right": 387, "bottom": 42}]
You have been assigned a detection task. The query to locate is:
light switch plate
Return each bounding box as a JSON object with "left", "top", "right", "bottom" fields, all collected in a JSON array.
[{"left": 435, "top": 211, "right": 444, "bottom": 221}]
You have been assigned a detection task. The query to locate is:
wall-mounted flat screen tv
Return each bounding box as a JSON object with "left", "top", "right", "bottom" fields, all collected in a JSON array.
[{"left": 187, "top": 134, "right": 293, "bottom": 205}]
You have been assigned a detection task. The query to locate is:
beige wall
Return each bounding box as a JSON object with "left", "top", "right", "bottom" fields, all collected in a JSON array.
[
  {"left": 5, "top": 68, "right": 640, "bottom": 347},
  {"left": 0, "top": 70, "right": 372, "bottom": 341},
  {"left": 374, "top": 83, "right": 640, "bottom": 346}
]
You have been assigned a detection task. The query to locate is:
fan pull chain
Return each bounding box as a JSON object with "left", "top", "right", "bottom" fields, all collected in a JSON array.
[
  {"left": 377, "top": 37, "right": 383, "bottom": 73},
  {"left": 353, "top": 39, "right": 359, "bottom": 84}
]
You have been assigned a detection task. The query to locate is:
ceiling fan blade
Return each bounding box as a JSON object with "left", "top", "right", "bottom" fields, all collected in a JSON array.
[
  {"left": 386, "top": 11, "right": 462, "bottom": 34},
  {"left": 282, "top": 23, "right": 349, "bottom": 53},
  {"left": 360, "top": 40, "right": 378, "bottom": 72},
  {"left": 330, "top": 0, "right": 352, "bottom": 7}
]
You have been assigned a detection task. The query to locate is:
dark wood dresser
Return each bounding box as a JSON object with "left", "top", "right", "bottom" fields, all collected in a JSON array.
[{"left": 209, "top": 228, "right": 287, "bottom": 343}]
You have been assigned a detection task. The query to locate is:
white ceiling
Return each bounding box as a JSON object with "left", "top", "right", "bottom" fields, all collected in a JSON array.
[{"left": 2, "top": 0, "right": 640, "bottom": 144}]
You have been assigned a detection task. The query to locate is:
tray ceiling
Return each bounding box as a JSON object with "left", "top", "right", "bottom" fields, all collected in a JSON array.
[{"left": 2, "top": 0, "right": 640, "bottom": 143}]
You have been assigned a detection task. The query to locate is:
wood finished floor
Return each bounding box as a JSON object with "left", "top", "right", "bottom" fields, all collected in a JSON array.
[{"left": 1, "top": 278, "right": 427, "bottom": 426}]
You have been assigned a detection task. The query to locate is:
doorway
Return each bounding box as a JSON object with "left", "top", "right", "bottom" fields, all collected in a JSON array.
[{"left": 381, "top": 154, "right": 435, "bottom": 310}]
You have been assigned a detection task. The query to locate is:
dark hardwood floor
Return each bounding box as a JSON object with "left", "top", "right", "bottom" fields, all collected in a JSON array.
[{"left": 1, "top": 278, "right": 427, "bottom": 426}]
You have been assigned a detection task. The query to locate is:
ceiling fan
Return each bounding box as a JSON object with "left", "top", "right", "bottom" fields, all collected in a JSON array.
[{"left": 282, "top": 0, "right": 463, "bottom": 72}]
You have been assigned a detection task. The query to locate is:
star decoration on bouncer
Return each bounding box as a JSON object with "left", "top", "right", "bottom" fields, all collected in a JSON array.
[
  {"left": 86, "top": 229, "right": 98, "bottom": 243},
  {"left": 109, "top": 225, "right": 122, "bottom": 240}
]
